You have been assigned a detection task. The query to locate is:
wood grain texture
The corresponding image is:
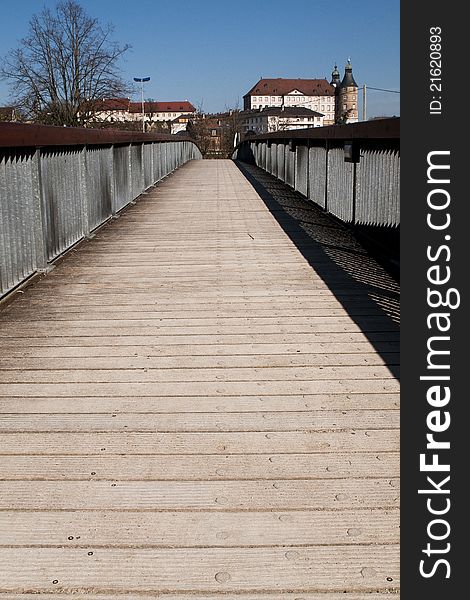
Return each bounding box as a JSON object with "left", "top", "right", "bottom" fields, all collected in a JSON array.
[
  {"left": 0, "top": 595, "right": 400, "bottom": 600},
  {"left": 0, "top": 509, "right": 399, "bottom": 546},
  {"left": 0, "top": 410, "right": 399, "bottom": 431},
  {"left": 0, "top": 478, "right": 400, "bottom": 510},
  {"left": 0, "top": 393, "right": 400, "bottom": 413},
  {"left": 0, "top": 452, "right": 399, "bottom": 480},
  {"left": 0, "top": 546, "right": 399, "bottom": 592},
  {"left": 0, "top": 159, "right": 399, "bottom": 595},
  {"left": 0, "top": 430, "right": 399, "bottom": 454}
]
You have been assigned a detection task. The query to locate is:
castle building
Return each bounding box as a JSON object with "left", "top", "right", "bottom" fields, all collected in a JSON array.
[
  {"left": 243, "top": 60, "right": 358, "bottom": 126},
  {"left": 243, "top": 78, "right": 336, "bottom": 125},
  {"left": 330, "top": 59, "right": 359, "bottom": 123}
]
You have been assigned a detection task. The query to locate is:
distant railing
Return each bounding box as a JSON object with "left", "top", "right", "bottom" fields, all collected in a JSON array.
[
  {"left": 0, "top": 124, "right": 202, "bottom": 298},
  {"left": 233, "top": 118, "right": 399, "bottom": 229}
]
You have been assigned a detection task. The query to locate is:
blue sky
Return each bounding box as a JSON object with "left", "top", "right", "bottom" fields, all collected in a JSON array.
[{"left": 0, "top": 0, "right": 400, "bottom": 117}]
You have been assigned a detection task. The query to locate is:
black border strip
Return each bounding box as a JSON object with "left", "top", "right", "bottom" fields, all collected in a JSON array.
[{"left": 401, "top": 2, "right": 466, "bottom": 597}]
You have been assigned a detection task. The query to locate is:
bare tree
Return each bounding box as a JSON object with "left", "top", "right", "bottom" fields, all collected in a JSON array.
[
  {"left": 195, "top": 98, "right": 205, "bottom": 114},
  {"left": 187, "top": 115, "right": 212, "bottom": 156},
  {"left": 336, "top": 108, "right": 354, "bottom": 125},
  {"left": 187, "top": 109, "right": 244, "bottom": 159},
  {"left": 0, "top": 0, "right": 131, "bottom": 126},
  {"left": 221, "top": 109, "right": 244, "bottom": 151}
]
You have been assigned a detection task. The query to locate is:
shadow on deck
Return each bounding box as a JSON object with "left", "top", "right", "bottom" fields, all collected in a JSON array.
[{"left": 236, "top": 160, "right": 400, "bottom": 380}]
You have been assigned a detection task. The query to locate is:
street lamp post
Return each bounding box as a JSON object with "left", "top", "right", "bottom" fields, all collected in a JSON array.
[{"left": 133, "top": 77, "right": 151, "bottom": 132}]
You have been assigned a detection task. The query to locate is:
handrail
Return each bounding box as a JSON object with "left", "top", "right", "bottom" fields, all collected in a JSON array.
[
  {"left": 0, "top": 122, "right": 200, "bottom": 149},
  {"left": 233, "top": 118, "right": 400, "bottom": 230},
  {"left": 233, "top": 117, "right": 399, "bottom": 151}
]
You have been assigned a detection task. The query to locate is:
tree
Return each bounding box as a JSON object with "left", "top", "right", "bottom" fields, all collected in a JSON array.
[
  {"left": 336, "top": 108, "right": 354, "bottom": 125},
  {"left": 221, "top": 108, "right": 244, "bottom": 151},
  {"left": 0, "top": 0, "right": 131, "bottom": 126},
  {"left": 187, "top": 115, "right": 213, "bottom": 157},
  {"left": 0, "top": 106, "right": 21, "bottom": 122},
  {"left": 187, "top": 109, "right": 244, "bottom": 158}
]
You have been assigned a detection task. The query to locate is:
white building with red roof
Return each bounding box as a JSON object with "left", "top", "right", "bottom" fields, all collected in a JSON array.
[
  {"left": 244, "top": 79, "right": 336, "bottom": 125},
  {"left": 243, "top": 61, "right": 359, "bottom": 125},
  {"left": 128, "top": 101, "right": 196, "bottom": 123},
  {"left": 243, "top": 106, "right": 325, "bottom": 134},
  {"left": 89, "top": 99, "right": 196, "bottom": 125}
]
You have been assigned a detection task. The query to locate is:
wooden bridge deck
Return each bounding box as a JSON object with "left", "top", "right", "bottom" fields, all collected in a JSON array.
[{"left": 0, "top": 159, "right": 400, "bottom": 597}]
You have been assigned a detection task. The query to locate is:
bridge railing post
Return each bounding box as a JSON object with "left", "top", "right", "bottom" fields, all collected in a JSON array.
[
  {"left": 306, "top": 142, "right": 327, "bottom": 210},
  {"left": 127, "top": 143, "right": 133, "bottom": 202},
  {"left": 149, "top": 143, "right": 155, "bottom": 186},
  {"left": 31, "top": 149, "right": 49, "bottom": 272},
  {"left": 140, "top": 143, "right": 145, "bottom": 192},
  {"left": 108, "top": 144, "right": 116, "bottom": 216}
]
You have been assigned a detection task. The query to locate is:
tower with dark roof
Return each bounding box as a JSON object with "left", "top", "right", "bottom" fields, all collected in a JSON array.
[
  {"left": 336, "top": 59, "right": 358, "bottom": 123},
  {"left": 330, "top": 64, "right": 341, "bottom": 88}
]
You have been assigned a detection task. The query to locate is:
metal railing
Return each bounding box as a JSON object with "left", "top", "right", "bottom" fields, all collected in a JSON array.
[
  {"left": 233, "top": 118, "right": 399, "bottom": 229},
  {"left": 0, "top": 123, "right": 202, "bottom": 298}
]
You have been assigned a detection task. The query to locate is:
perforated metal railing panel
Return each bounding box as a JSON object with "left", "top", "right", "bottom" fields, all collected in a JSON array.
[{"left": 0, "top": 136, "right": 202, "bottom": 298}]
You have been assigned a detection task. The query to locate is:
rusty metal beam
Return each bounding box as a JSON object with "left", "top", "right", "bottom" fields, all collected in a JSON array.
[
  {"left": 241, "top": 117, "right": 400, "bottom": 146},
  {"left": 0, "top": 122, "right": 198, "bottom": 148}
]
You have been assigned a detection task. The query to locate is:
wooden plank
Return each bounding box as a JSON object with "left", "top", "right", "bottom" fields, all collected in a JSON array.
[
  {"left": 1, "top": 303, "right": 391, "bottom": 317},
  {"left": 0, "top": 452, "right": 399, "bottom": 481},
  {"left": 0, "top": 393, "right": 400, "bottom": 413},
  {"left": 8, "top": 283, "right": 393, "bottom": 294},
  {"left": 0, "top": 479, "right": 399, "bottom": 511},
  {"left": 0, "top": 379, "right": 400, "bottom": 397},
  {"left": 0, "top": 365, "right": 398, "bottom": 383},
  {"left": 0, "top": 410, "right": 399, "bottom": 432},
  {"left": 0, "top": 331, "right": 400, "bottom": 345},
  {"left": 0, "top": 546, "right": 399, "bottom": 592},
  {"left": 4, "top": 298, "right": 392, "bottom": 311},
  {"left": 0, "top": 341, "right": 400, "bottom": 359},
  {"left": 0, "top": 306, "right": 396, "bottom": 320},
  {"left": 7, "top": 290, "right": 395, "bottom": 303},
  {"left": 1, "top": 315, "right": 393, "bottom": 330},
  {"left": 0, "top": 594, "right": 398, "bottom": 600},
  {"left": 0, "top": 322, "right": 398, "bottom": 337},
  {"left": 0, "top": 509, "right": 399, "bottom": 546},
  {"left": 0, "top": 352, "right": 399, "bottom": 370},
  {"left": 0, "top": 595, "right": 397, "bottom": 600},
  {"left": 0, "top": 430, "right": 399, "bottom": 455}
]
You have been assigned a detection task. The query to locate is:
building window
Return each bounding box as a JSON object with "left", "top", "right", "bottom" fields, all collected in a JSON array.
[{"left": 211, "top": 129, "right": 217, "bottom": 136}]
